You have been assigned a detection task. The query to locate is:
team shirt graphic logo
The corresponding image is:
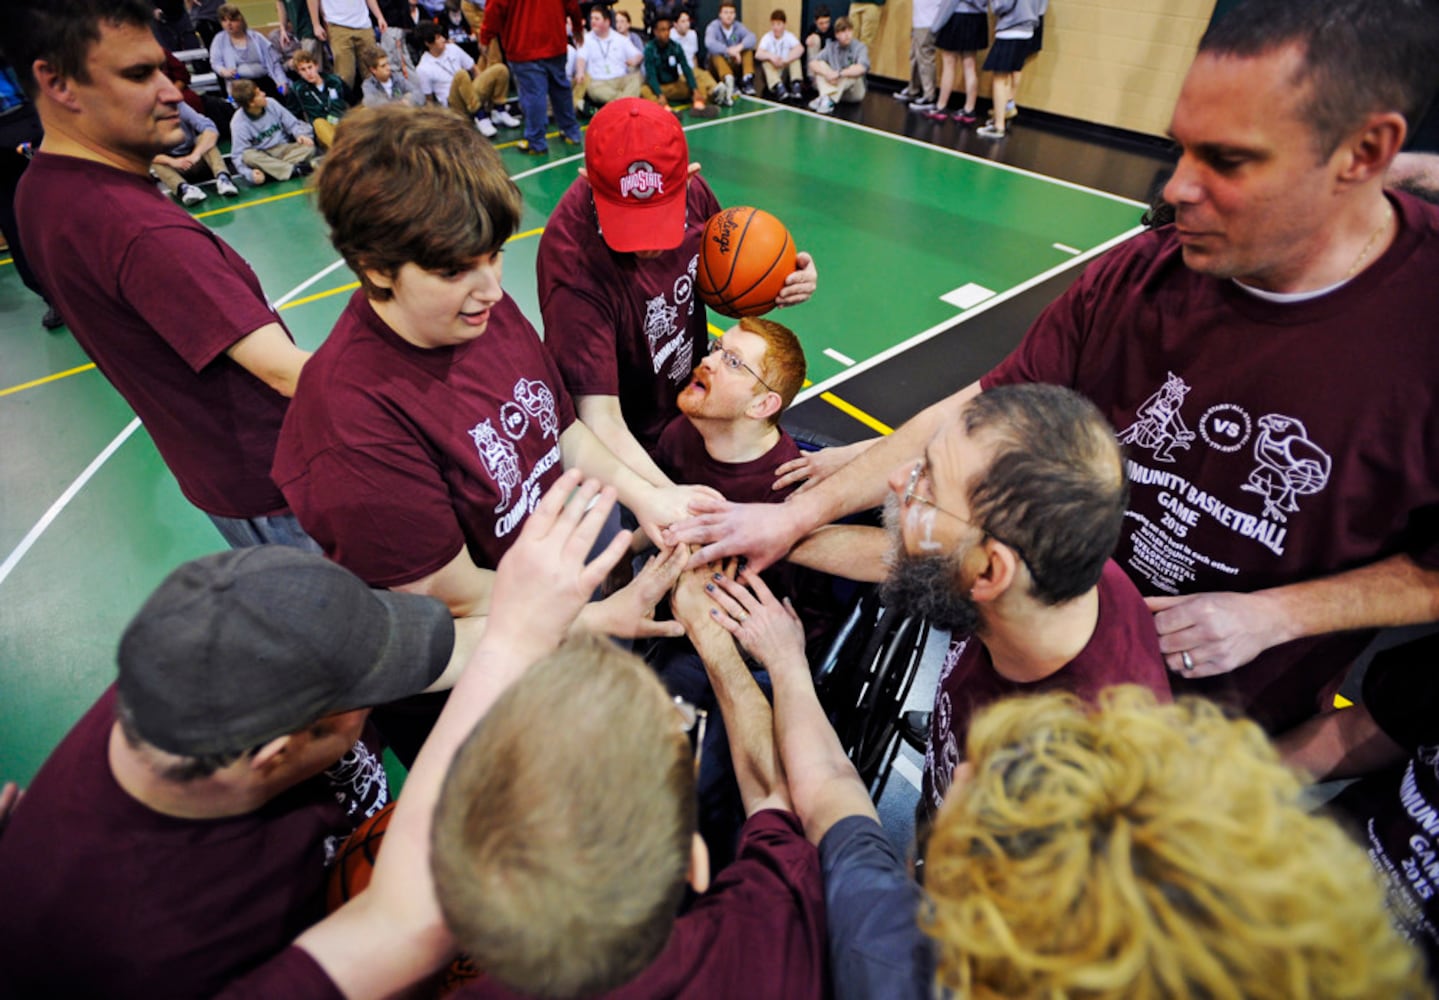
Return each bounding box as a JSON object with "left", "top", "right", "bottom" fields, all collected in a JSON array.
[
  {"left": 1241, "top": 414, "right": 1331, "bottom": 522},
  {"left": 469, "top": 418, "right": 522, "bottom": 513},
  {"left": 1117, "top": 371, "right": 1196, "bottom": 463},
  {"left": 514, "top": 378, "right": 559, "bottom": 439},
  {"left": 619, "top": 161, "right": 665, "bottom": 200},
  {"left": 500, "top": 401, "right": 528, "bottom": 440}
]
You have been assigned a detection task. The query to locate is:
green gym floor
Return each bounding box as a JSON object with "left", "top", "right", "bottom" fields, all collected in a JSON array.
[{"left": 0, "top": 95, "right": 1156, "bottom": 785}]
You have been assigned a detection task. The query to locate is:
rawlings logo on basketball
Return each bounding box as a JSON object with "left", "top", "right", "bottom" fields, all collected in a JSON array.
[
  {"left": 619, "top": 161, "right": 665, "bottom": 199},
  {"left": 710, "top": 211, "right": 741, "bottom": 255}
]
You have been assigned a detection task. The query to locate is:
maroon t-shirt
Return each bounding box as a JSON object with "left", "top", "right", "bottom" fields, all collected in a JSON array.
[
  {"left": 982, "top": 192, "right": 1439, "bottom": 732},
  {"left": 655, "top": 418, "right": 846, "bottom": 650},
  {"left": 0, "top": 686, "right": 389, "bottom": 999},
  {"left": 919, "top": 561, "right": 1170, "bottom": 818},
  {"left": 272, "top": 291, "right": 576, "bottom": 588},
  {"left": 456, "top": 809, "right": 827, "bottom": 1000},
  {"left": 17, "top": 153, "right": 294, "bottom": 518},
  {"left": 538, "top": 175, "right": 723, "bottom": 451}
]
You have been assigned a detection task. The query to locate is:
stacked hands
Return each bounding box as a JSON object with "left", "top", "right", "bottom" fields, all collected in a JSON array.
[{"left": 671, "top": 556, "right": 809, "bottom": 677}]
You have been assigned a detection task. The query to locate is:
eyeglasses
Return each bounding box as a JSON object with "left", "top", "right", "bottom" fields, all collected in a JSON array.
[
  {"left": 707, "top": 339, "right": 776, "bottom": 393},
  {"left": 674, "top": 696, "right": 708, "bottom": 774},
  {"left": 902, "top": 459, "right": 1039, "bottom": 584}
]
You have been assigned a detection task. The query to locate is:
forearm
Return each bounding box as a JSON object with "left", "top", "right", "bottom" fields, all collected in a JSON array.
[
  {"left": 573, "top": 396, "right": 674, "bottom": 487},
  {"left": 1275, "top": 704, "right": 1406, "bottom": 782},
  {"left": 786, "top": 524, "right": 889, "bottom": 582},
  {"left": 1262, "top": 554, "right": 1439, "bottom": 645},
  {"left": 191, "top": 129, "right": 219, "bottom": 158},
  {"left": 785, "top": 383, "right": 978, "bottom": 537},
  {"left": 770, "top": 660, "right": 875, "bottom": 842},
  {"left": 690, "top": 626, "right": 789, "bottom": 813},
  {"left": 391, "top": 546, "right": 497, "bottom": 619}
]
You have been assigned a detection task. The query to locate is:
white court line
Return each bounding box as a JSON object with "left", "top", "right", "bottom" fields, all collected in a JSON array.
[
  {"left": 0, "top": 267, "right": 347, "bottom": 590},
  {"left": 890, "top": 752, "right": 923, "bottom": 791},
  {"left": 754, "top": 97, "right": 1147, "bottom": 208},
  {"left": 509, "top": 106, "right": 782, "bottom": 183},
  {"left": 1052, "top": 242, "right": 1081, "bottom": 255},
  {"left": 795, "top": 224, "right": 1146, "bottom": 405},
  {"left": 823, "top": 347, "right": 855, "bottom": 366}
]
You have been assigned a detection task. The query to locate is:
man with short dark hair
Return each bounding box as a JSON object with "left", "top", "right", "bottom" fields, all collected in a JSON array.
[
  {"left": 808, "top": 15, "right": 868, "bottom": 114},
  {"left": 641, "top": 14, "right": 718, "bottom": 110},
  {"left": 879, "top": 384, "right": 1171, "bottom": 818},
  {"left": 6, "top": 0, "right": 316, "bottom": 549},
  {"left": 673, "top": 0, "right": 1439, "bottom": 738},
  {"left": 572, "top": 5, "right": 643, "bottom": 112},
  {"left": 0, "top": 546, "right": 470, "bottom": 998},
  {"left": 414, "top": 20, "right": 515, "bottom": 137}
]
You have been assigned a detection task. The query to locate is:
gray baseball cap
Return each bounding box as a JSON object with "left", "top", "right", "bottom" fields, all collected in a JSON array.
[{"left": 117, "top": 546, "right": 454, "bottom": 756}]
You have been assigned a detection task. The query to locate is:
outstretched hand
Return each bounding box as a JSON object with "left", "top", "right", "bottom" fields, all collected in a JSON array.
[
  {"left": 581, "top": 543, "right": 689, "bottom": 639},
  {"left": 771, "top": 438, "right": 870, "bottom": 494},
  {"left": 705, "top": 568, "right": 808, "bottom": 674},
  {"left": 664, "top": 496, "right": 802, "bottom": 572},
  {"left": 487, "top": 470, "right": 630, "bottom": 655}
]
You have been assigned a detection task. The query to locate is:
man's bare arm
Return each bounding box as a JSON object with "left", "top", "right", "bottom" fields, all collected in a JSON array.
[
  {"left": 785, "top": 524, "right": 889, "bottom": 582},
  {"left": 666, "top": 379, "right": 980, "bottom": 570},
  {"left": 1147, "top": 553, "right": 1439, "bottom": 678},
  {"left": 707, "top": 570, "right": 874, "bottom": 843},
  {"left": 226, "top": 322, "right": 311, "bottom": 397},
  {"left": 575, "top": 394, "right": 674, "bottom": 488},
  {"left": 672, "top": 564, "right": 789, "bottom": 815},
  {"left": 392, "top": 545, "right": 495, "bottom": 619},
  {"left": 1275, "top": 704, "right": 1406, "bottom": 782}
]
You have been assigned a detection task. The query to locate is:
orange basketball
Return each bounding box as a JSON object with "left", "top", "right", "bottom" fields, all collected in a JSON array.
[
  {"left": 326, "top": 801, "right": 394, "bottom": 913},
  {"left": 696, "top": 207, "right": 796, "bottom": 318}
]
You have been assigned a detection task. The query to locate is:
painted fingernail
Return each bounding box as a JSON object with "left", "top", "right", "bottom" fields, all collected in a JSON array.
[
  {"left": 713, "top": 572, "right": 723, "bottom": 580},
  {"left": 705, "top": 583, "right": 714, "bottom": 592}
]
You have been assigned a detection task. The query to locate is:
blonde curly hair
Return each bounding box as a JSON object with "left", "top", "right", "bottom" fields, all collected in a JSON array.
[{"left": 921, "top": 686, "right": 1429, "bottom": 999}]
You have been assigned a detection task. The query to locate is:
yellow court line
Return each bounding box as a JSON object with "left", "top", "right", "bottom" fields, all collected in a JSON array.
[
  {"left": 0, "top": 257, "right": 11, "bottom": 267},
  {"left": 821, "top": 392, "right": 893, "bottom": 435},
  {"left": 0, "top": 363, "right": 97, "bottom": 398},
  {"left": 193, "top": 187, "right": 311, "bottom": 219}
]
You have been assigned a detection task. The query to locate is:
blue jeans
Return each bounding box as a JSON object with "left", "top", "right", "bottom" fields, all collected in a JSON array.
[
  {"left": 510, "top": 56, "right": 580, "bottom": 150},
  {"left": 208, "top": 511, "right": 322, "bottom": 552}
]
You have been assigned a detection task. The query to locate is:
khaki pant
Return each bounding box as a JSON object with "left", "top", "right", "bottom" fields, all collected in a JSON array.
[
  {"left": 572, "top": 71, "right": 642, "bottom": 109},
  {"left": 811, "top": 62, "right": 867, "bottom": 103},
  {"left": 709, "top": 50, "right": 754, "bottom": 82},
  {"left": 460, "top": 0, "right": 484, "bottom": 35},
  {"left": 847, "top": 2, "right": 884, "bottom": 51},
  {"left": 242, "top": 141, "right": 316, "bottom": 181},
  {"left": 447, "top": 63, "right": 510, "bottom": 116},
  {"left": 908, "top": 27, "right": 936, "bottom": 100},
  {"left": 151, "top": 146, "right": 230, "bottom": 194},
  {"left": 640, "top": 68, "right": 717, "bottom": 105},
  {"left": 312, "top": 117, "right": 337, "bottom": 148},
  {"left": 326, "top": 22, "right": 373, "bottom": 93},
  {"left": 760, "top": 60, "right": 803, "bottom": 93}
]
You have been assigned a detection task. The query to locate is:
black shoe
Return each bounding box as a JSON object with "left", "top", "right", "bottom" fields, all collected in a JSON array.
[
  {"left": 898, "top": 710, "right": 931, "bottom": 751},
  {"left": 291, "top": 160, "right": 313, "bottom": 178},
  {"left": 788, "top": 81, "right": 804, "bottom": 101},
  {"left": 41, "top": 305, "right": 65, "bottom": 330},
  {"left": 740, "top": 74, "right": 755, "bottom": 96}
]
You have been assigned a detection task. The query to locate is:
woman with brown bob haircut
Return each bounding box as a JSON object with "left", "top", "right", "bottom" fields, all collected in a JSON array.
[{"left": 274, "top": 106, "right": 716, "bottom": 702}]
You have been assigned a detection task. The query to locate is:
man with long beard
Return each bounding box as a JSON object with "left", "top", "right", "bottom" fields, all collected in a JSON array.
[{"left": 880, "top": 384, "right": 1170, "bottom": 827}]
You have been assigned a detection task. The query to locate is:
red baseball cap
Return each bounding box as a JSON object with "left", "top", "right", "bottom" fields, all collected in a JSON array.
[{"left": 584, "top": 98, "right": 690, "bottom": 253}]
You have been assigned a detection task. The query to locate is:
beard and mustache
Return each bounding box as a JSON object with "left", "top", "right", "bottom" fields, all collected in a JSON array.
[{"left": 878, "top": 496, "right": 982, "bottom": 637}]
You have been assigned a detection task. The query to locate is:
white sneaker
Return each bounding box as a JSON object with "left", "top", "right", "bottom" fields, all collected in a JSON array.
[
  {"left": 816, "top": 96, "right": 835, "bottom": 114},
  {"left": 476, "top": 116, "right": 498, "bottom": 137},
  {"left": 491, "top": 107, "right": 521, "bottom": 128},
  {"left": 215, "top": 173, "right": 239, "bottom": 197},
  {"left": 179, "top": 183, "right": 206, "bottom": 205}
]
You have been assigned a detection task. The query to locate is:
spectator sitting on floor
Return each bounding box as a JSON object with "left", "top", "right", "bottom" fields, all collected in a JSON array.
[
  {"left": 361, "top": 46, "right": 423, "bottom": 106},
  {"left": 808, "top": 15, "right": 868, "bottom": 114},
  {"left": 289, "top": 48, "right": 349, "bottom": 147},
  {"left": 755, "top": 8, "right": 804, "bottom": 101},
  {"left": 228, "top": 78, "right": 317, "bottom": 185},
  {"left": 572, "top": 5, "right": 643, "bottom": 114},
  {"left": 705, "top": 0, "right": 756, "bottom": 98},
  {"left": 414, "top": 21, "right": 517, "bottom": 138},
  {"left": 210, "top": 3, "right": 290, "bottom": 99},
  {"left": 673, "top": 9, "right": 701, "bottom": 70},
  {"left": 440, "top": 0, "right": 479, "bottom": 58},
  {"left": 151, "top": 101, "right": 240, "bottom": 203},
  {"left": 804, "top": 4, "right": 834, "bottom": 61},
  {"left": 614, "top": 9, "right": 646, "bottom": 51},
  {"left": 641, "top": 14, "right": 718, "bottom": 110}
]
